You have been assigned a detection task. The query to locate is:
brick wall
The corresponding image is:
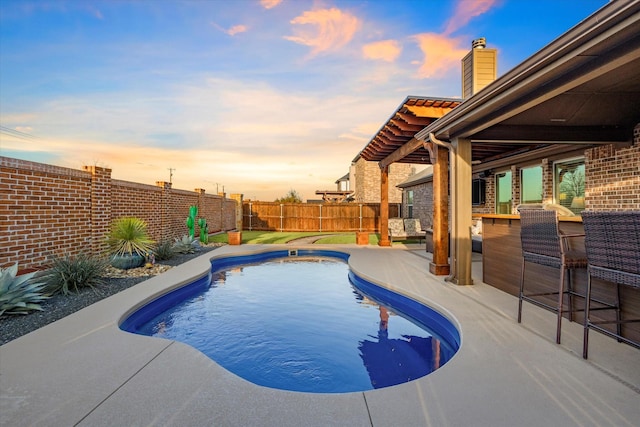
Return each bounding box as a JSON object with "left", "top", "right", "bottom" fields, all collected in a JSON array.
[
  {"left": 472, "top": 175, "right": 494, "bottom": 215},
  {"left": 585, "top": 133, "right": 640, "bottom": 211},
  {"left": 401, "top": 181, "right": 434, "bottom": 228},
  {"left": 1, "top": 156, "right": 239, "bottom": 270}
]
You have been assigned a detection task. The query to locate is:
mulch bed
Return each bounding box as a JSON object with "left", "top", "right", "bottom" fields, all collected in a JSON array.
[{"left": 0, "top": 245, "right": 221, "bottom": 346}]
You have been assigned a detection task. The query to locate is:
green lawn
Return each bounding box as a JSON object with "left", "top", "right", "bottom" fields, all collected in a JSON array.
[
  {"left": 209, "top": 231, "right": 345, "bottom": 244},
  {"left": 209, "top": 231, "right": 421, "bottom": 245}
]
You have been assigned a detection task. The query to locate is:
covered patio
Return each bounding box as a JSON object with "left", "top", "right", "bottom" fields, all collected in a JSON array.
[{"left": 361, "top": 0, "right": 640, "bottom": 287}]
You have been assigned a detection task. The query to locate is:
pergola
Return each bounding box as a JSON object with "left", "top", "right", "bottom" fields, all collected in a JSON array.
[
  {"left": 361, "top": 0, "right": 640, "bottom": 285},
  {"left": 355, "top": 96, "right": 461, "bottom": 276}
]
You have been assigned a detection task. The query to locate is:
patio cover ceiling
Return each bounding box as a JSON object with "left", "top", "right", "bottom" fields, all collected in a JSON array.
[
  {"left": 354, "top": 96, "right": 461, "bottom": 165},
  {"left": 415, "top": 0, "right": 640, "bottom": 161}
]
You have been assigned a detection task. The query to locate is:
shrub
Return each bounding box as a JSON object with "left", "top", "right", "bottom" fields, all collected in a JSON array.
[
  {"left": 106, "top": 217, "right": 155, "bottom": 257},
  {"left": 172, "top": 235, "right": 199, "bottom": 254},
  {"left": 154, "top": 240, "right": 175, "bottom": 261},
  {"left": 44, "top": 253, "right": 108, "bottom": 295},
  {"left": 0, "top": 264, "right": 49, "bottom": 317}
]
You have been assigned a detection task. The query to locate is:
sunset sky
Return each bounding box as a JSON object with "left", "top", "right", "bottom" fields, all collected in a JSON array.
[{"left": 0, "top": 0, "right": 608, "bottom": 201}]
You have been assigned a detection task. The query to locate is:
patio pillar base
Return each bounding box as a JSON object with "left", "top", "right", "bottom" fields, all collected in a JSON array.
[
  {"left": 356, "top": 231, "right": 369, "bottom": 245},
  {"left": 429, "top": 262, "right": 450, "bottom": 276}
]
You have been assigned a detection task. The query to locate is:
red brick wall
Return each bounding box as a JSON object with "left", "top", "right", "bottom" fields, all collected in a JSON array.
[
  {"left": 585, "top": 138, "right": 640, "bottom": 211},
  {"left": 1, "top": 156, "right": 239, "bottom": 270}
]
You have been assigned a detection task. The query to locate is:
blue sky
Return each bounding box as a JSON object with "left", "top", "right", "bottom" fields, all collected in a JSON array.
[{"left": 0, "top": 0, "right": 608, "bottom": 201}]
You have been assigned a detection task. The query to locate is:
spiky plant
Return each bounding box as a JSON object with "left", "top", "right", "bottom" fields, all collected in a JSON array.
[
  {"left": 0, "top": 264, "right": 49, "bottom": 317},
  {"left": 45, "top": 253, "right": 108, "bottom": 295},
  {"left": 153, "top": 240, "right": 175, "bottom": 261},
  {"left": 106, "top": 217, "right": 155, "bottom": 257},
  {"left": 172, "top": 235, "right": 199, "bottom": 254}
]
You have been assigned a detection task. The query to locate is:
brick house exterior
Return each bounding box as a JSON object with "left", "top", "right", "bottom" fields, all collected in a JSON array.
[
  {"left": 389, "top": 122, "right": 639, "bottom": 235},
  {"left": 351, "top": 157, "right": 420, "bottom": 204},
  {"left": 397, "top": 166, "right": 434, "bottom": 229}
]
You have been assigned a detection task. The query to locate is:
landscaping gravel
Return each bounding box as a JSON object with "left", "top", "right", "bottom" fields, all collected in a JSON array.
[{"left": 0, "top": 245, "right": 220, "bottom": 346}]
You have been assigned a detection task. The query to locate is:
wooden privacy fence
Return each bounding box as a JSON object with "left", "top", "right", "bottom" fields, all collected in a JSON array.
[{"left": 242, "top": 202, "right": 400, "bottom": 232}]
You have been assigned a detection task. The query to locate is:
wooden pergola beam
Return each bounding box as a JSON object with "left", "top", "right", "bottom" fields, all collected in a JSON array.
[
  {"left": 395, "top": 112, "right": 434, "bottom": 126},
  {"left": 379, "top": 137, "right": 424, "bottom": 168}
]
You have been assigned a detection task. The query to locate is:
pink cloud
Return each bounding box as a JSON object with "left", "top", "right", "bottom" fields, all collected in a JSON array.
[
  {"left": 410, "top": 0, "right": 497, "bottom": 79},
  {"left": 443, "top": 0, "right": 497, "bottom": 35},
  {"left": 226, "top": 25, "right": 248, "bottom": 36},
  {"left": 260, "top": 0, "right": 282, "bottom": 9},
  {"left": 211, "top": 22, "right": 248, "bottom": 36},
  {"left": 284, "top": 8, "right": 361, "bottom": 57},
  {"left": 411, "top": 33, "right": 468, "bottom": 78},
  {"left": 362, "top": 40, "right": 402, "bottom": 62}
]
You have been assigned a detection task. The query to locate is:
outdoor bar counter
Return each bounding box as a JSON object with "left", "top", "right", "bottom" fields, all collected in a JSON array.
[{"left": 478, "top": 213, "right": 640, "bottom": 343}]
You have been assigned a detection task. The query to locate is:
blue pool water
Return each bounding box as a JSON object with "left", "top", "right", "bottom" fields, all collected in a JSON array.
[{"left": 120, "top": 250, "right": 460, "bottom": 393}]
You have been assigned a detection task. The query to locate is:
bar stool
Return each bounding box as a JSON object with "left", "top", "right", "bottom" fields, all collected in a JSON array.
[
  {"left": 582, "top": 211, "right": 640, "bottom": 359},
  {"left": 518, "top": 209, "right": 586, "bottom": 344}
]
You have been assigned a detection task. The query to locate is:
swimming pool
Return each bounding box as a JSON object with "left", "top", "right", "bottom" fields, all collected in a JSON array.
[{"left": 120, "top": 249, "right": 460, "bottom": 393}]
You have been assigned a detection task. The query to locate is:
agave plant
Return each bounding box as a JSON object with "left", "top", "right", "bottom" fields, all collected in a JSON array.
[
  {"left": 0, "top": 264, "right": 49, "bottom": 317},
  {"left": 106, "top": 217, "right": 155, "bottom": 257},
  {"left": 153, "top": 239, "right": 175, "bottom": 261},
  {"left": 172, "top": 235, "right": 199, "bottom": 254}
]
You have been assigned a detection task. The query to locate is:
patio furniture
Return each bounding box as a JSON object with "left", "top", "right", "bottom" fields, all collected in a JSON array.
[
  {"left": 388, "top": 218, "right": 426, "bottom": 243},
  {"left": 404, "top": 218, "right": 427, "bottom": 242},
  {"left": 581, "top": 211, "right": 640, "bottom": 359},
  {"left": 518, "top": 210, "right": 587, "bottom": 344}
]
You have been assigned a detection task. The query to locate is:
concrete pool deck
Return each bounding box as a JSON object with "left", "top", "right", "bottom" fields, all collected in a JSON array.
[{"left": 1, "top": 244, "right": 638, "bottom": 426}]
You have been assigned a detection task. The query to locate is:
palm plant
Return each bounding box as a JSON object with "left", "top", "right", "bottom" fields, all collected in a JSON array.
[
  {"left": 106, "top": 217, "right": 155, "bottom": 269},
  {"left": 106, "top": 217, "right": 155, "bottom": 257}
]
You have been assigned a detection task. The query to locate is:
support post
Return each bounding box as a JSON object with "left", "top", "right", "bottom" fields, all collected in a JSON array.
[
  {"left": 378, "top": 165, "right": 391, "bottom": 246},
  {"left": 430, "top": 144, "right": 450, "bottom": 275},
  {"left": 450, "top": 137, "right": 473, "bottom": 285}
]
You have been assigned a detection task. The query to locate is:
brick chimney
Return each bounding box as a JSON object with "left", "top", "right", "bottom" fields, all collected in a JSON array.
[{"left": 461, "top": 37, "right": 497, "bottom": 98}]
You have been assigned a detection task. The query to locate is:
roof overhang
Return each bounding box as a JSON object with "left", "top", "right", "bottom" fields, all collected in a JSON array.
[
  {"left": 415, "top": 0, "right": 640, "bottom": 164},
  {"left": 354, "top": 96, "right": 461, "bottom": 166}
]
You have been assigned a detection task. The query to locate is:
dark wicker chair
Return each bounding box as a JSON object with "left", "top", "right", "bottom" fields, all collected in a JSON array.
[
  {"left": 518, "top": 209, "right": 587, "bottom": 344},
  {"left": 582, "top": 211, "right": 640, "bottom": 359}
]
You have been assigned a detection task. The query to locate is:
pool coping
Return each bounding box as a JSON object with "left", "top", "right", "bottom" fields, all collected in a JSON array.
[{"left": 1, "top": 244, "right": 639, "bottom": 426}]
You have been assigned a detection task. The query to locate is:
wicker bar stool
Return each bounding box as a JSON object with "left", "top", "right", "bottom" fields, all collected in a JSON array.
[
  {"left": 582, "top": 211, "right": 640, "bottom": 359},
  {"left": 518, "top": 209, "right": 587, "bottom": 344}
]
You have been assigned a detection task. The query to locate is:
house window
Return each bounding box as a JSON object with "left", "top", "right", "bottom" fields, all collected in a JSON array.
[
  {"left": 495, "top": 171, "right": 512, "bottom": 214},
  {"left": 472, "top": 179, "right": 486, "bottom": 205},
  {"left": 520, "top": 165, "right": 543, "bottom": 204},
  {"left": 406, "top": 190, "right": 414, "bottom": 218},
  {"left": 554, "top": 158, "right": 585, "bottom": 214}
]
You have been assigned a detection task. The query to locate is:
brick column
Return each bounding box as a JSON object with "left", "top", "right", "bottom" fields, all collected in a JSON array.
[
  {"left": 511, "top": 165, "right": 519, "bottom": 213},
  {"left": 541, "top": 158, "right": 553, "bottom": 205},
  {"left": 84, "top": 165, "right": 112, "bottom": 255},
  {"left": 156, "top": 181, "right": 172, "bottom": 241}
]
